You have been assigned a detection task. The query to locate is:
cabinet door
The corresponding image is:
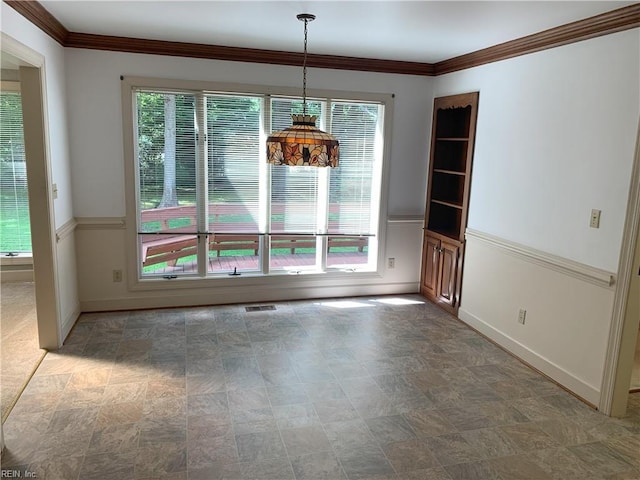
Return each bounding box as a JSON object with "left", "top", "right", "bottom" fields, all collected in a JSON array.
[
  {"left": 437, "top": 239, "right": 460, "bottom": 307},
  {"left": 421, "top": 234, "right": 440, "bottom": 297}
]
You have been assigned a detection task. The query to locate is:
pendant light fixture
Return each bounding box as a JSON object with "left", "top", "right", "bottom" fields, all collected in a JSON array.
[{"left": 266, "top": 13, "right": 339, "bottom": 167}]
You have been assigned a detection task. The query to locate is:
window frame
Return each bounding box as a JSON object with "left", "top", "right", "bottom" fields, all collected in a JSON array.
[{"left": 121, "top": 76, "right": 393, "bottom": 291}]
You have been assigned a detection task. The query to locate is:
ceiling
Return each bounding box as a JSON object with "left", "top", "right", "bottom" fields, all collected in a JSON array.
[{"left": 38, "top": 1, "right": 635, "bottom": 64}]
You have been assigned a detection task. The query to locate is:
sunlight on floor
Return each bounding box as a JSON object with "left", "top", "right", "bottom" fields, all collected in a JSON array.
[
  {"left": 316, "top": 300, "right": 375, "bottom": 309},
  {"left": 371, "top": 297, "right": 425, "bottom": 306}
]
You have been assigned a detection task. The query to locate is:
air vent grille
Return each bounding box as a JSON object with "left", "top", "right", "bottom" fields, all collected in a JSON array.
[{"left": 245, "top": 305, "right": 276, "bottom": 312}]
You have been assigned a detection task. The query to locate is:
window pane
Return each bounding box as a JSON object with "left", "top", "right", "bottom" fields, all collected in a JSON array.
[
  {"left": 0, "top": 91, "right": 30, "bottom": 253},
  {"left": 136, "top": 91, "right": 198, "bottom": 275},
  {"left": 270, "top": 235, "right": 316, "bottom": 271},
  {"left": 270, "top": 97, "right": 322, "bottom": 234},
  {"left": 328, "top": 102, "right": 381, "bottom": 268},
  {"left": 269, "top": 98, "right": 322, "bottom": 271},
  {"left": 206, "top": 94, "right": 261, "bottom": 273}
]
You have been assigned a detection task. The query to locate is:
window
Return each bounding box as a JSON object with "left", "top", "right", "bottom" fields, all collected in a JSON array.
[
  {"left": 130, "top": 81, "right": 387, "bottom": 279},
  {"left": 0, "top": 85, "right": 30, "bottom": 254}
]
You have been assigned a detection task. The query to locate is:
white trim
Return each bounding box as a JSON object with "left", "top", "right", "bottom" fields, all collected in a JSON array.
[
  {"left": 0, "top": 80, "right": 20, "bottom": 92},
  {"left": 0, "top": 255, "right": 33, "bottom": 266},
  {"left": 121, "top": 76, "right": 394, "bottom": 290},
  {"left": 75, "top": 217, "right": 126, "bottom": 230},
  {"left": 465, "top": 228, "right": 616, "bottom": 289},
  {"left": 0, "top": 270, "right": 34, "bottom": 283},
  {"left": 55, "top": 217, "right": 77, "bottom": 242},
  {"left": 458, "top": 308, "right": 601, "bottom": 406},
  {"left": 122, "top": 76, "right": 393, "bottom": 105},
  {"left": 600, "top": 119, "right": 640, "bottom": 416},
  {"left": 127, "top": 268, "right": 385, "bottom": 292},
  {"left": 79, "top": 281, "right": 419, "bottom": 312},
  {"left": 15, "top": 51, "right": 60, "bottom": 350},
  {"left": 387, "top": 215, "right": 423, "bottom": 224},
  {"left": 0, "top": 33, "right": 44, "bottom": 68}
]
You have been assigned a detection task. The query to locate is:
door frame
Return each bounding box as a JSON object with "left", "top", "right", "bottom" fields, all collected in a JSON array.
[
  {"left": 1, "top": 33, "right": 60, "bottom": 350},
  {"left": 601, "top": 119, "right": 640, "bottom": 416}
]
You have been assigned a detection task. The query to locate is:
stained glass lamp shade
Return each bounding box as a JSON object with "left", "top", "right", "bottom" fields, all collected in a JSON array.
[
  {"left": 266, "top": 14, "right": 339, "bottom": 168},
  {"left": 267, "top": 114, "right": 339, "bottom": 167}
]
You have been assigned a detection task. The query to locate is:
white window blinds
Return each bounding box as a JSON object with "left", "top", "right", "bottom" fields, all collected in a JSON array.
[
  {"left": 136, "top": 91, "right": 197, "bottom": 234},
  {"left": 132, "top": 84, "right": 385, "bottom": 277},
  {"left": 0, "top": 89, "right": 31, "bottom": 253},
  {"left": 270, "top": 97, "right": 323, "bottom": 234},
  {"left": 207, "top": 94, "right": 261, "bottom": 234},
  {"left": 329, "top": 101, "right": 381, "bottom": 235}
]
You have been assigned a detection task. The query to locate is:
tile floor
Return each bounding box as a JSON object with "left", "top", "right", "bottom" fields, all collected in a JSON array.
[
  {"left": 0, "top": 281, "right": 46, "bottom": 421},
  {"left": 1, "top": 295, "right": 640, "bottom": 480}
]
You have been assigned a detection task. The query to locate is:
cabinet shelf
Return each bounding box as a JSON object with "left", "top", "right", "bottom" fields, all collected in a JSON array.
[
  {"left": 433, "top": 169, "right": 466, "bottom": 176},
  {"left": 436, "top": 137, "right": 469, "bottom": 142},
  {"left": 428, "top": 227, "right": 460, "bottom": 240},
  {"left": 431, "top": 199, "right": 463, "bottom": 210},
  {"left": 433, "top": 141, "right": 468, "bottom": 172}
]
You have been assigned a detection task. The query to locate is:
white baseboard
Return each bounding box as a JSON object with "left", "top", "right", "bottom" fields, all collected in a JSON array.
[
  {"left": 61, "top": 303, "right": 81, "bottom": 343},
  {"left": 1, "top": 270, "right": 34, "bottom": 283},
  {"left": 80, "top": 282, "right": 420, "bottom": 312},
  {"left": 458, "top": 308, "right": 601, "bottom": 407}
]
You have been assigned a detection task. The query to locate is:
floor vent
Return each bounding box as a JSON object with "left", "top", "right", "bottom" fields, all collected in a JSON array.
[{"left": 245, "top": 305, "right": 276, "bottom": 312}]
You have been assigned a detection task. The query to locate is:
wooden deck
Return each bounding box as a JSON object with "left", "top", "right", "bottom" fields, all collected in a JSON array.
[
  {"left": 144, "top": 251, "right": 369, "bottom": 275},
  {"left": 140, "top": 204, "right": 369, "bottom": 268}
]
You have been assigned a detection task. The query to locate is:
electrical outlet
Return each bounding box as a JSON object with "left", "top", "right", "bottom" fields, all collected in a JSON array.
[
  {"left": 590, "top": 209, "right": 601, "bottom": 228},
  {"left": 518, "top": 308, "right": 527, "bottom": 324},
  {"left": 387, "top": 258, "right": 395, "bottom": 269},
  {"left": 113, "top": 269, "right": 123, "bottom": 282}
]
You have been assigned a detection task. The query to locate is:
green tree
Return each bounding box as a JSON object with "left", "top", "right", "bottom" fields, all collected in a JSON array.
[{"left": 158, "top": 94, "right": 178, "bottom": 208}]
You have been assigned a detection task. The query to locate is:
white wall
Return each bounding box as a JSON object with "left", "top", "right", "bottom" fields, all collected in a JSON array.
[
  {"left": 434, "top": 30, "right": 639, "bottom": 272},
  {"left": 1, "top": 5, "right": 74, "bottom": 226},
  {"left": 434, "top": 30, "right": 640, "bottom": 407},
  {"left": 65, "top": 49, "right": 432, "bottom": 218},
  {"left": 64, "top": 49, "right": 432, "bottom": 309},
  {"left": 1, "top": 4, "right": 80, "bottom": 346}
]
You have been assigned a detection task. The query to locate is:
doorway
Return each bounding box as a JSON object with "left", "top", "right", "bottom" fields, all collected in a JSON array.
[
  {"left": 1, "top": 54, "right": 47, "bottom": 424},
  {"left": 0, "top": 35, "right": 60, "bottom": 430}
]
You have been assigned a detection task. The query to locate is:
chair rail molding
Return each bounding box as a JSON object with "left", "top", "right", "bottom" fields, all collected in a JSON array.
[
  {"left": 75, "top": 217, "right": 126, "bottom": 230},
  {"left": 55, "top": 217, "right": 77, "bottom": 242},
  {"left": 464, "top": 228, "right": 616, "bottom": 288}
]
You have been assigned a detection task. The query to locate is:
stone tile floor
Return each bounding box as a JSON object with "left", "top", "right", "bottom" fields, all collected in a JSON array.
[
  {"left": 1, "top": 281, "right": 46, "bottom": 422},
  {"left": 1, "top": 295, "right": 639, "bottom": 479}
]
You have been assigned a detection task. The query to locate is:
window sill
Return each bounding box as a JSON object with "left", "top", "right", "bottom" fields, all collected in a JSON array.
[
  {"left": 130, "top": 267, "right": 382, "bottom": 292},
  {"left": 0, "top": 254, "right": 33, "bottom": 267}
]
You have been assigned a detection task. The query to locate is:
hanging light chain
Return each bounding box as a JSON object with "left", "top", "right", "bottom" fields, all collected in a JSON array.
[
  {"left": 302, "top": 17, "right": 309, "bottom": 116},
  {"left": 297, "top": 13, "right": 315, "bottom": 117}
]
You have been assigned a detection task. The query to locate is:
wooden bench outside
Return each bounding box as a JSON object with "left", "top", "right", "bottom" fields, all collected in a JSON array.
[{"left": 140, "top": 205, "right": 368, "bottom": 267}]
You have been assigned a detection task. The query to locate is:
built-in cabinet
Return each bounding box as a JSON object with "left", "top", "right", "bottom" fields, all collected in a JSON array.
[{"left": 421, "top": 92, "right": 479, "bottom": 314}]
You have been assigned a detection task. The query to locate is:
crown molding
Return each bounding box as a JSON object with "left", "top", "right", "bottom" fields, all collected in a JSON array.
[
  {"left": 64, "top": 32, "right": 436, "bottom": 76},
  {"left": 5, "top": 0, "right": 68, "bottom": 45},
  {"left": 434, "top": 3, "right": 640, "bottom": 75},
  {"left": 5, "top": 1, "right": 639, "bottom": 77}
]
